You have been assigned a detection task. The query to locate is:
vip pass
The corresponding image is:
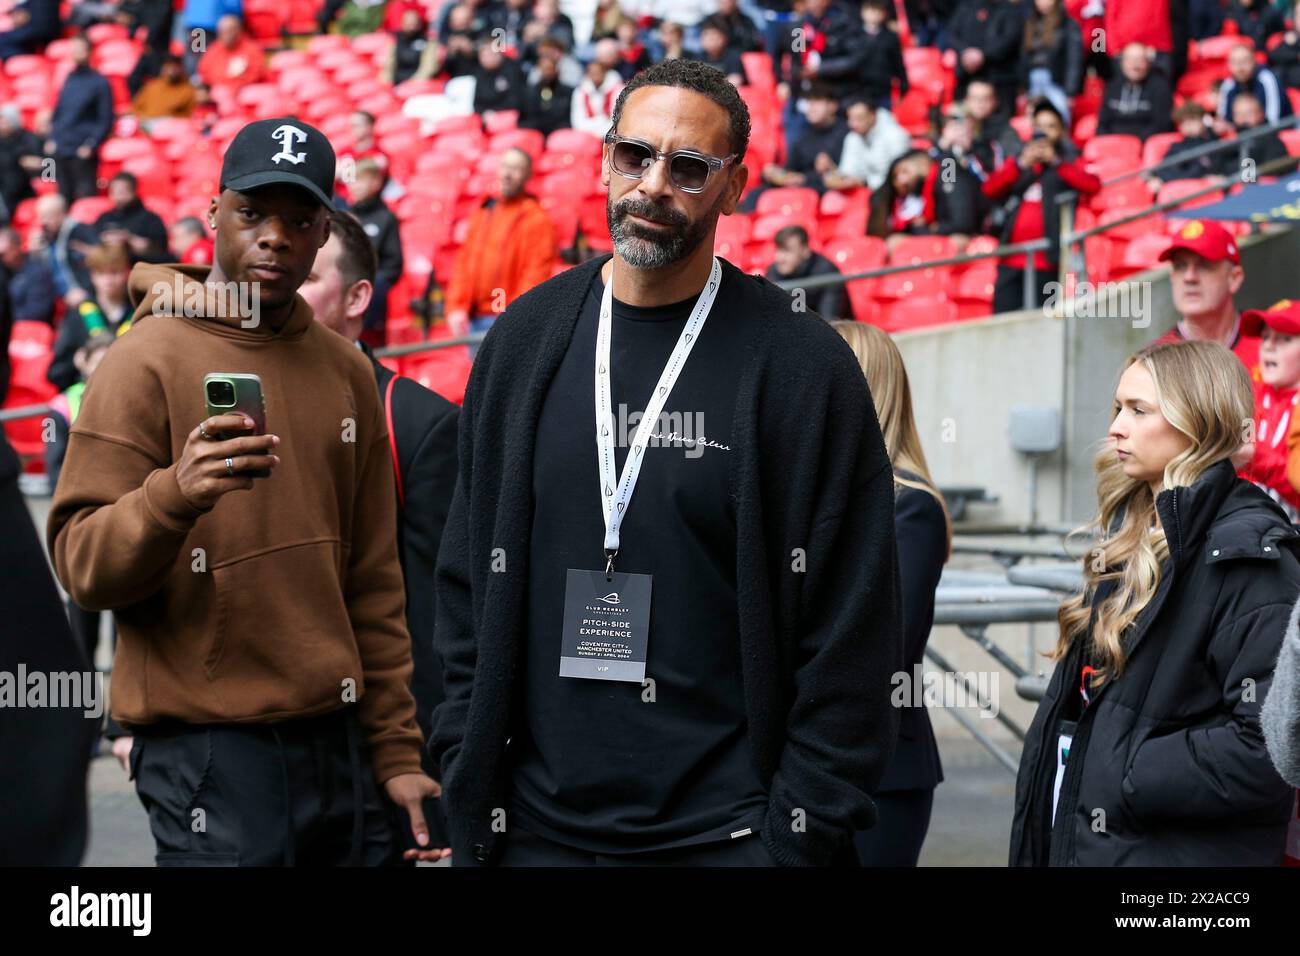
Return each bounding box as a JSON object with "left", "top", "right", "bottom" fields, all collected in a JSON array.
[{"left": 594, "top": 256, "right": 721, "bottom": 565}]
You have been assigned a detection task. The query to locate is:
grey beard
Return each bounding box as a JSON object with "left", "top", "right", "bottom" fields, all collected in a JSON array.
[{"left": 607, "top": 196, "right": 723, "bottom": 270}]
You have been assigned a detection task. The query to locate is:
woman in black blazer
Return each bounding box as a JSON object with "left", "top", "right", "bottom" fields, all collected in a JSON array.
[{"left": 835, "top": 321, "right": 951, "bottom": 866}]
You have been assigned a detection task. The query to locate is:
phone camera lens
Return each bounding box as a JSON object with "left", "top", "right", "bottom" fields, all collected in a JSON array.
[{"left": 207, "top": 380, "right": 236, "bottom": 406}]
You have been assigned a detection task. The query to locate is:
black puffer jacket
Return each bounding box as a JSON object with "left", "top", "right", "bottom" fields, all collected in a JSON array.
[{"left": 1010, "top": 459, "right": 1300, "bottom": 866}]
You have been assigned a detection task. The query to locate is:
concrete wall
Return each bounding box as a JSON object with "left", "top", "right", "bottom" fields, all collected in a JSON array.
[{"left": 895, "top": 225, "right": 1300, "bottom": 524}]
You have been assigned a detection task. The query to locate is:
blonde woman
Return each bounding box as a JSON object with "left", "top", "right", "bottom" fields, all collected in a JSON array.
[
  {"left": 835, "top": 322, "right": 951, "bottom": 866},
  {"left": 1010, "top": 341, "right": 1300, "bottom": 866}
]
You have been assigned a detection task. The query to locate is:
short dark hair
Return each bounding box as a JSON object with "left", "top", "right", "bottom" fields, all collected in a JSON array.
[
  {"left": 327, "top": 210, "right": 376, "bottom": 287},
  {"left": 610, "top": 57, "right": 751, "bottom": 157},
  {"left": 1031, "top": 99, "right": 1064, "bottom": 125},
  {"left": 804, "top": 82, "right": 839, "bottom": 103},
  {"left": 110, "top": 171, "right": 138, "bottom": 191},
  {"left": 1172, "top": 100, "right": 1206, "bottom": 123},
  {"left": 844, "top": 97, "right": 876, "bottom": 113},
  {"left": 700, "top": 15, "right": 728, "bottom": 36},
  {"left": 774, "top": 224, "right": 809, "bottom": 247}
]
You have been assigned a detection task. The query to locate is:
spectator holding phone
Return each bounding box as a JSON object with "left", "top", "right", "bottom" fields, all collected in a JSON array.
[
  {"left": 48, "top": 118, "right": 444, "bottom": 867},
  {"left": 982, "top": 101, "right": 1099, "bottom": 313}
]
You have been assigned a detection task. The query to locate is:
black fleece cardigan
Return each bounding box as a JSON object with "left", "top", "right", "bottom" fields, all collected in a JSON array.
[{"left": 430, "top": 253, "right": 903, "bottom": 866}]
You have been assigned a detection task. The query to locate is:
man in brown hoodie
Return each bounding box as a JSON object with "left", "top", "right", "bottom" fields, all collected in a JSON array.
[{"left": 47, "top": 117, "right": 445, "bottom": 866}]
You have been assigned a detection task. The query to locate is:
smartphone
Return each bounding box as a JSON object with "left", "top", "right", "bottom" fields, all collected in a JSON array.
[{"left": 203, "top": 373, "right": 270, "bottom": 478}]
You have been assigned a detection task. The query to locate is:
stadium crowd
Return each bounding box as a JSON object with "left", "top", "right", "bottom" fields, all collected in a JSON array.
[{"left": 3, "top": 0, "right": 1300, "bottom": 871}]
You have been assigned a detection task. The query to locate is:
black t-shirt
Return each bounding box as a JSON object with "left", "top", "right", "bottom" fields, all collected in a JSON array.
[{"left": 509, "top": 264, "right": 769, "bottom": 853}]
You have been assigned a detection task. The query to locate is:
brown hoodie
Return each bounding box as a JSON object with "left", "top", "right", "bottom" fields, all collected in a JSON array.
[{"left": 47, "top": 264, "right": 423, "bottom": 784}]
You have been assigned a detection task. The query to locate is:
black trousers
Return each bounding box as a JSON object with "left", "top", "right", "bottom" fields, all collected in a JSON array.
[
  {"left": 852, "top": 788, "right": 935, "bottom": 867},
  {"left": 55, "top": 154, "right": 99, "bottom": 203},
  {"left": 130, "top": 708, "right": 402, "bottom": 866},
  {"left": 495, "top": 824, "right": 862, "bottom": 867},
  {"left": 993, "top": 263, "right": 1051, "bottom": 315},
  {"left": 497, "top": 825, "right": 778, "bottom": 866}
]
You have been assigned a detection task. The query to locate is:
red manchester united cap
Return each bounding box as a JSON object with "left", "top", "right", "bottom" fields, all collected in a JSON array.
[
  {"left": 1243, "top": 298, "right": 1300, "bottom": 335},
  {"left": 1158, "top": 219, "right": 1241, "bottom": 265}
]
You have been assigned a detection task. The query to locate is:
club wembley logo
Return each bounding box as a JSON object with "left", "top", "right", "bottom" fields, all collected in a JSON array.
[{"left": 598, "top": 592, "right": 621, "bottom": 605}]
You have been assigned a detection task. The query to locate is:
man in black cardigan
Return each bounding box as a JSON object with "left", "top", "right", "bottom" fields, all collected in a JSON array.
[
  {"left": 431, "top": 58, "right": 903, "bottom": 867},
  {"left": 299, "top": 209, "right": 460, "bottom": 854}
]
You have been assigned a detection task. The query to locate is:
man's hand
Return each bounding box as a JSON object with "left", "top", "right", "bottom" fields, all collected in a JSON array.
[
  {"left": 960, "top": 48, "right": 984, "bottom": 73},
  {"left": 813, "top": 151, "right": 835, "bottom": 174},
  {"left": 127, "top": 234, "right": 151, "bottom": 255},
  {"left": 384, "top": 772, "right": 452, "bottom": 862},
  {"left": 175, "top": 415, "right": 280, "bottom": 510},
  {"left": 76, "top": 145, "right": 93, "bottom": 160},
  {"left": 112, "top": 736, "right": 134, "bottom": 772}
]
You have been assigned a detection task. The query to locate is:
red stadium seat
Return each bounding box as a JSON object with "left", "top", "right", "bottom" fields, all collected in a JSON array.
[
  {"left": 1112, "top": 232, "right": 1172, "bottom": 278},
  {"left": 889, "top": 234, "right": 954, "bottom": 265},
  {"left": 740, "top": 52, "right": 776, "bottom": 89},
  {"left": 1091, "top": 178, "right": 1154, "bottom": 212},
  {"left": 755, "top": 186, "right": 819, "bottom": 220},
  {"left": 490, "top": 128, "right": 545, "bottom": 162},
  {"left": 1283, "top": 129, "right": 1300, "bottom": 157},
  {"left": 1072, "top": 113, "right": 1098, "bottom": 143},
  {"left": 953, "top": 264, "right": 996, "bottom": 320},
  {"left": 1142, "top": 132, "right": 1183, "bottom": 168},
  {"left": 68, "top": 196, "right": 114, "bottom": 224},
  {"left": 546, "top": 128, "right": 604, "bottom": 156},
  {"left": 1083, "top": 134, "right": 1141, "bottom": 165},
  {"left": 483, "top": 110, "right": 520, "bottom": 133},
  {"left": 883, "top": 297, "right": 958, "bottom": 333},
  {"left": 404, "top": 350, "right": 472, "bottom": 405},
  {"left": 1156, "top": 178, "right": 1224, "bottom": 211}
]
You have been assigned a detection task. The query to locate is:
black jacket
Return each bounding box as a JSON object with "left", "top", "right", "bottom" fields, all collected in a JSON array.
[
  {"left": 764, "top": 249, "right": 853, "bottom": 322},
  {"left": 431, "top": 253, "right": 903, "bottom": 866},
  {"left": 1010, "top": 461, "right": 1300, "bottom": 866},
  {"left": 1156, "top": 132, "right": 1222, "bottom": 182},
  {"left": 362, "top": 345, "right": 459, "bottom": 768},
  {"left": 520, "top": 79, "right": 573, "bottom": 137},
  {"left": 1096, "top": 73, "right": 1174, "bottom": 140},
  {"left": 472, "top": 60, "right": 526, "bottom": 116},
  {"left": 879, "top": 473, "right": 945, "bottom": 793},
  {"left": 48, "top": 296, "right": 132, "bottom": 392},
  {"left": 1225, "top": 1, "right": 1286, "bottom": 51},
  {"left": 349, "top": 196, "right": 404, "bottom": 288},
  {"left": 0, "top": 437, "right": 96, "bottom": 864},
  {"left": 783, "top": 3, "right": 861, "bottom": 96},
  {"left": 93, "top": 199, "right": 170, "bottom": 263},
  {"left": 0, "top": 126, "right": 42, "bottom": 219},
  {"left": 816, "top": 25, "right": 909, "bottom": 106},
  {"left": 1267, "top": 36, "right": 1300, "bottom": 90},
  {"left": 948, "top": 0, "right": 1026, "bottom": 88},
  {"left": 50, "top": 65, "right": 114, "bottom": 156},
  {"left": 1219, "top": 125, "right": 1293, "bottom": 178}
]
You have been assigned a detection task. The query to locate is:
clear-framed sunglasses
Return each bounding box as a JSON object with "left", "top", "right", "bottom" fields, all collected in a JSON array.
[{"left": 604, "top": 132, "right": 738, "bottom": 194}]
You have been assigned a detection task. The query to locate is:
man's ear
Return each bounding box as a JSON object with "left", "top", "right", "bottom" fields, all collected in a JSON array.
[
  {"left": 600, "top": 144, "right": 611, "bottom": 189},
  {"left": 319, "top": 211, "right": 331, "bottom": 248},
  {"left": 1228, "top": 263, "right": 1246, "bottom": 295},
  {"left": 207, "top": 194, "right": 220, "bottom": 230},
  {"left": 720, "top": 162, "right": 749, "bottom": 216},
  {"left": 346, "top": 278, "right": 373, "bottom": 322}
]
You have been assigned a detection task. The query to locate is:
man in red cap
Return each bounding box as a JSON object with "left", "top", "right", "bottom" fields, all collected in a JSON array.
[{"left": 1153, "top": 219, "right": 1261, "bottom": 382}]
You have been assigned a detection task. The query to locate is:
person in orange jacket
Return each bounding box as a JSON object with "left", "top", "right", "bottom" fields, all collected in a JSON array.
[{"left": 444, "top": 147, "right": 556, "bottom": 355}]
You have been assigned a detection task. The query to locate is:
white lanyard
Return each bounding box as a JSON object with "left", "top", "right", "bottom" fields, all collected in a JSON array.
[{"left": 594, "top": 256, "right": 721, "bottom": 570}]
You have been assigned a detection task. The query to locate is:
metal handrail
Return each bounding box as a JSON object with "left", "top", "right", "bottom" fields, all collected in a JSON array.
[{"left": 1093, "top": 112, "right": 1300, "bottom": 186}]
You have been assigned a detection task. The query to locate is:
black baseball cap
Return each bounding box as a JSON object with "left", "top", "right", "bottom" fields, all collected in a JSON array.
[{"left": 219, "top": 117, "right": 336, "bottom": 207}]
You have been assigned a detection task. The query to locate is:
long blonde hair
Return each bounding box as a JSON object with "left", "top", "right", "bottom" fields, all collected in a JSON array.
[
  {"left": 1057, "top": 340, "right": 1253, "bottom": 682},
  {"left": 833, "top": 321, "right": 952, "bottom": 556}
]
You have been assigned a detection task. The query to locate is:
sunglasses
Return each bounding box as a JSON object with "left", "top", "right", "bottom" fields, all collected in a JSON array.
[{"left": 604, "top": 132, "right": 738, "bottom": 194}]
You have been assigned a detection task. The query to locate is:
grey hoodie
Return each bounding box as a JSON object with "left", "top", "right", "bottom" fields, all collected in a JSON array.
[{"left": 1263, "top": 597, "right": 1300, "bottom": 787}]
